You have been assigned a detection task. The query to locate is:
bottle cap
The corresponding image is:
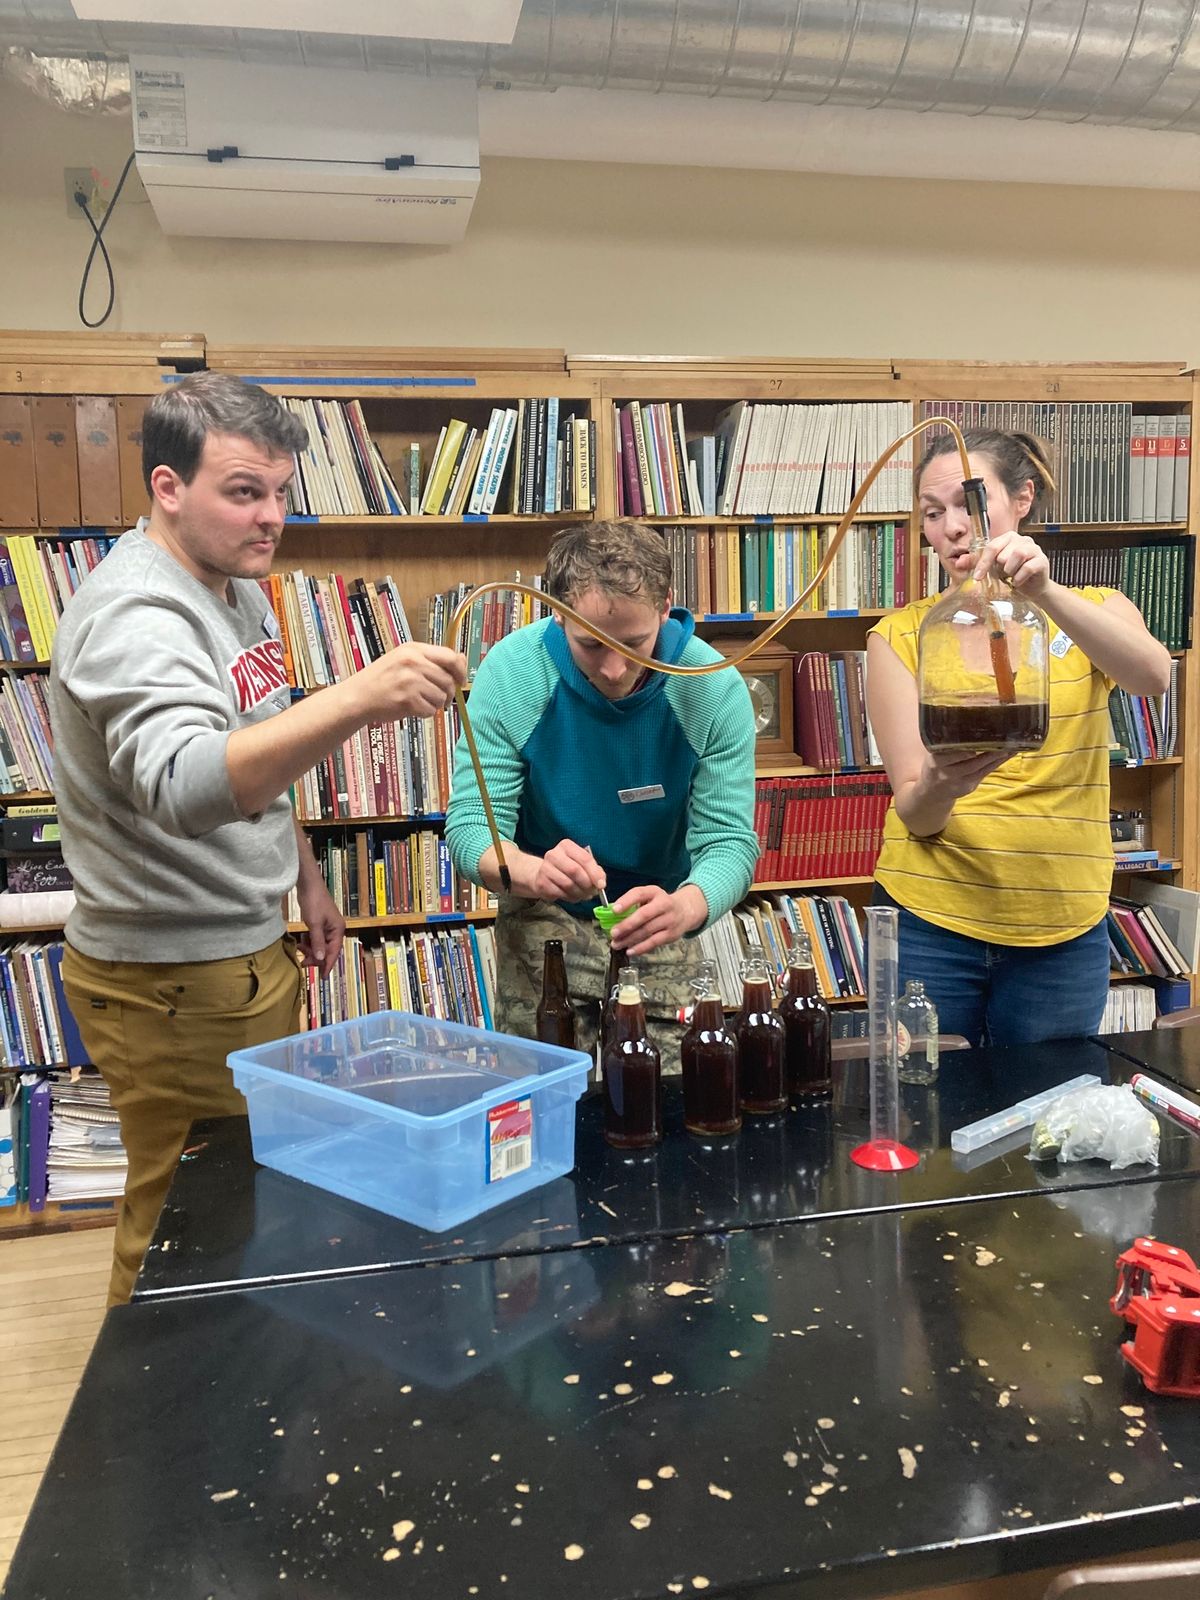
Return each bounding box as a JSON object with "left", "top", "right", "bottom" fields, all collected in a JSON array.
[
  {"left": 739, "top": 949, "right": 770, "bottom": 981},
  {"left": 617, "top": 965, "right": 642, "bottom": 1005}
]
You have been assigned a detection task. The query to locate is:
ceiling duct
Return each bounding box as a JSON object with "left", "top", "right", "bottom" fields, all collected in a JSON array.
[{"left": 3, "top": 3, "right": 1200, "bottom": 133}]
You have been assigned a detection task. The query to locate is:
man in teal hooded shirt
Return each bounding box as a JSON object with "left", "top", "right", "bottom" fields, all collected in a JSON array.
[{"left": 446, "top": 520, "right": 758, "bottom": 1068}]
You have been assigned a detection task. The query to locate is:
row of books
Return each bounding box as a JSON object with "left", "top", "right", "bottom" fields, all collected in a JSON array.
[
  {"left": 1108, "top": 668, "right": 1178, "bottom": 764},
  {"left": 0, "top": 1071, "right": 126, "bottom": 1210},
  {"left": 627, "top": 399, "right": 914, "bottom": 519},
  {"left": 303, "top": 924, "right": 498, "bottom": 1031},
  {"left": 1046, "top": 538, "right": 1193, "bottom": 652},
  {"left": 1107, "top": 895, "right": 1192, "bottom": 982},
  {"left": 0, "top": 533, "right": 119, "bottom": 663},
  {"left": 0, "top": 391, "right": 1189, "bottom": 532},
  {"left": 261, "top": 568, "right": 416, "bottom": 688},
  {"left": 1100, "top": 984, "right": 1158, "bottom": 1033},
  {"left": 919, "top": 402, "right": 1189, "bottom": 524},
  {"left": 291, "top": 705, "right": 459, "bottom": 821},
  {"left": 419, "top": 402, "right": 596, "bottom": 518},
  {"left": 425, "top": 576, "right": 551, "bottom": 680},
  {"left": 281, "top": 397, "right": 407, "bottom": 516},
  {"left": 0, "top": 936, "right": 87, "bottom": 1070},
  {"left": 659, "top": 521, "right": 908, "bottom": 618},
  {"left": 919, "top": 536, "right": 1194, "bottom": 652},
  {"left": 696, "top": 894, "right": 867, "bottom": 1004},
  {"left": 753, "top": 774, "right": 893, "bottom": 884},
  {"left": 284, "top": 827, "right": 495, "bottom": 921},
  {"left": 0, "top": 392, "right": 147, "bottom": 531},
  {"left": 0, "top": 673, "right": 53, "bottom": 794},
  {"left": 794, "top": 650, "right": 881, "bottom": 772}
]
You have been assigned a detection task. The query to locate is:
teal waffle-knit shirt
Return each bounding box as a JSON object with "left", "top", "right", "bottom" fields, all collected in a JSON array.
[{"left": 445, "top": 610, "right": 759, "bottom": 924}]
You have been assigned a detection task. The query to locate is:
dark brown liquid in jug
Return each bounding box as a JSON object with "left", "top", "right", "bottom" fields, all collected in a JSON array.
[{"left": 919, "top": 697, "right": 1047, "bottom": 754}]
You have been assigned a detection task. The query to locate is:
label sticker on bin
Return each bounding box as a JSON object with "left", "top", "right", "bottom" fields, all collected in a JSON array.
[{"left": 486, "top": 1097, "right": 533, "bottom": 1183}]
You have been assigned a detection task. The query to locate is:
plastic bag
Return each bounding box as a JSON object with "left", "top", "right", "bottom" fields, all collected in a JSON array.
[{"left": 1028, "top": 1084, "right": 1159, "bottom": 1170}]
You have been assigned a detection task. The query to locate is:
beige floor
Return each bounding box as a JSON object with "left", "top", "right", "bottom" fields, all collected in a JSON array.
[{"left": 0, "top": 1226, "right": 111, "bottom": 1585}]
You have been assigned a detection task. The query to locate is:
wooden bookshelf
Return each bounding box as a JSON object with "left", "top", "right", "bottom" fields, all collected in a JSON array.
[
  {"left": 0, "top": 338, "right": 1195, "bottom": 1028},
  {"left": 0, "top": 338, "right": 1196, "bottom": 1236}
]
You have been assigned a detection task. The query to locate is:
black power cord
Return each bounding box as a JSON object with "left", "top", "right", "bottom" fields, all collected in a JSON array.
[{"left": 75, "top": 149, "right": 137, "bottom": 329}]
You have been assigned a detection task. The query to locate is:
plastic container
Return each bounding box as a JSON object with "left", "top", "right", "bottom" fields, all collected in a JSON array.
[
  {"left": 229, "top": 1011, "right": 591, "bottom": 1233},
  {"left": 950, "top": 1073, "right": 1102, "bottom": 1154}
]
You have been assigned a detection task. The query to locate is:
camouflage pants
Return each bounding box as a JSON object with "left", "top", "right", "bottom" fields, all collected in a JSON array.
[{"left": 493, "top": 897, "right": 708, "bottom": 1074}]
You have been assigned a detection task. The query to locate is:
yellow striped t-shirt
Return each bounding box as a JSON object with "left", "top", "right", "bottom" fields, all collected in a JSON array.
[{"left": 870, "top": 588, "right": 1115, "bottom": 946}]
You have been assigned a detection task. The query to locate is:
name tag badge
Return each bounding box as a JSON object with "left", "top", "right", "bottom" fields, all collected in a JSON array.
[
  {"left": 1050, "top": 629, "right": 1072, "bottom": 658},
  {"left": 618, "top": 783, "right": 666, "bottom": 804}
]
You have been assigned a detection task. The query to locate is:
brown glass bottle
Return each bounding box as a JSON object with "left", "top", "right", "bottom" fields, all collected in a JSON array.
[
  {"left": 778, "top": 934, "right": 832, "bottom": 1102},
  {"left": 680, "top": 960, "right": 740, "bottom": 1136},
  {"left": 736, "top": 955, "right": 787, "bottom": 1115},
  {"left": 535, "top": 939, "right": 576, "bottom": 1049},
  {"left": 601, "top": 966, "right": 663, "bottom": 1149},
  {"left": 599, "top": 944, "right": 623, "bottom": 1057}
]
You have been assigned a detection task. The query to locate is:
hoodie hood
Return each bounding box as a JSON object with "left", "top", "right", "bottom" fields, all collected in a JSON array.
[{"left": 542, "top": 606, "right": 695, "bottom": 715}]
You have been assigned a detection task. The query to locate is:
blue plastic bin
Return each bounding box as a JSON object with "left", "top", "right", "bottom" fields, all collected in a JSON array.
[{"left": 228, "top": 1012, "right": 590, "bottom": 1233}]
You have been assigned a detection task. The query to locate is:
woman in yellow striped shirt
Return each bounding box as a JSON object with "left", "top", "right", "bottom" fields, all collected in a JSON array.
[{"left": 867, "top": 430, "right": 1170, "bottom": 1045}]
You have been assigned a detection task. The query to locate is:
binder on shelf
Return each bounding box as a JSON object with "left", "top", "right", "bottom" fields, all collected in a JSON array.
[
  {"left": 116, "top": 396, "right": 150, "bottom": 527},
  {"left": 47, "top": 944, "right": 90, "bottom": 1067},
  {"left": 0, "top": 1076, "right": 16, "bottom": 1206},
  {"left": 25, "top": 1074, "right": 50, "bottom": 1211},
  {"left": 32, "top": 397, "right": 81, "bottom": 527},
  {"left": 74, "top": 395, "right": 122, "bottom": 527},
  {"left": 0, "top": 396, "right": 37, "bottom": 527}
]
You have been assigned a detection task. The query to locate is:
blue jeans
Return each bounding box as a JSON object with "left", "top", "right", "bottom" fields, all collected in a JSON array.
[{"left": 878, "top": 891, "right": 1110, "bottom": 1047}]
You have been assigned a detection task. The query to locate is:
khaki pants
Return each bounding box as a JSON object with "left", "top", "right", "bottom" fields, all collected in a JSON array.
[
  {"left": 493, "top": 897, "right": 707, "bottom": 1074},
  {"left": 63, "top": 938, "right": 303, "bottom": 1306}
]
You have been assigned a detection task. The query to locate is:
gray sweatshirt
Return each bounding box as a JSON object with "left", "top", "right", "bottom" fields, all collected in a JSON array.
[{"left": 48, "top": 527, "right": 298, "bottom": 962}]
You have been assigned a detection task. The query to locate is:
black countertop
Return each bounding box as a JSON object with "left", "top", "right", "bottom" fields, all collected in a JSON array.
[
  {"left": 1098, "top": 1027, "right": 1200, "bottom": 1096},
  {"left": 136, "top": 1037, "right": 1200, "bottom": 1301},
  {"left": 11, "top": 1181, "right": 1200, "bottom": 1600}
]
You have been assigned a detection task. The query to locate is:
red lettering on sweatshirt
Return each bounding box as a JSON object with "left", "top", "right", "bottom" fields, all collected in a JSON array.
[{"left": 229, "top": 639, "right": 289, "bottom": 712}]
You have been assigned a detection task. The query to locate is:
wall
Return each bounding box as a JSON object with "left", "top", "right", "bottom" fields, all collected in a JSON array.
[{"left": 2, "top": 77, "right": 1198, "bottom": 364}]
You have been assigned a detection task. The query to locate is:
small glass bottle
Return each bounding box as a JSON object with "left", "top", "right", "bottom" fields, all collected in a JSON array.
[
  {"left": 736, "top": 953, "right": 787, "bottom": 1115},
  {"left": 777, "top": 932, "right": 832, "bottom": 1102},
  {"left": 535, "top": 938, "right": 576, "bottom": 1048},
  {"left": 680, "top": 959, "right": 741, "bottom": 1137},
  {"left": 601, "top": 966, "right": 663, "bottom": 1149},
  {"left": 895, "top": 979, "right": 940, "bottom": 1086}
]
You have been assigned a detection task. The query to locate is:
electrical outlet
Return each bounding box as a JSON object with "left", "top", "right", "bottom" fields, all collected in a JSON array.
[{"left": 64, "top": 166, "right": 103, "bottom": 220}]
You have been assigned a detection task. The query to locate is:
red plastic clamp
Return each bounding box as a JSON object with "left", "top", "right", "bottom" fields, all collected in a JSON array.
[{"left": 1110, "top": 1237, "right": 1200, "bottom": 1398}]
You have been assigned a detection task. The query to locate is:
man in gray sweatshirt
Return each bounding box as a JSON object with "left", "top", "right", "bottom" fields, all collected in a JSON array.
[{"left": 49, "top": 372, "right": 466, "bottom": 1304}]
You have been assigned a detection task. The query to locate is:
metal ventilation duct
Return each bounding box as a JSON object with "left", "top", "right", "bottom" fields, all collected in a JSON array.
[
  {"left": 3, "top": 2, "right": 1200, "bottom": 132},
  {"left": 473, "top": 0, "right": 1200, "bottom": 132}
]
